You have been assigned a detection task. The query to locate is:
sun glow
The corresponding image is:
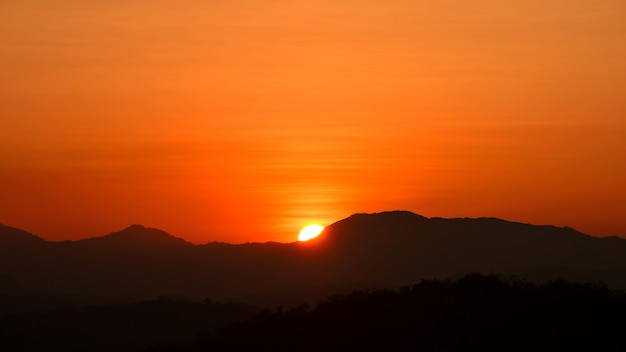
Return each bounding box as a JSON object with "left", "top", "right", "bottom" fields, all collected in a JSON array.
[{"left": 298, "top": 224, "right": 325, "bottom": 242}]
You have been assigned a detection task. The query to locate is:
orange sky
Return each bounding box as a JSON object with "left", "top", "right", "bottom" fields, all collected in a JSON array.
[{"left": 1, "top": 0, "right": 625, "bottom": 243}]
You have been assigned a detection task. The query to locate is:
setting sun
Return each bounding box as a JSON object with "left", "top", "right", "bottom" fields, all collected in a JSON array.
[{"left": 298, "top": 225, "right": 325, "bottom": 242}]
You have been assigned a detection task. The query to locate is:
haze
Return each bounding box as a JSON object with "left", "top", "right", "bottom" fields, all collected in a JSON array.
[{"left": 1, "top": 0, "right": 625, "bottom": 243}]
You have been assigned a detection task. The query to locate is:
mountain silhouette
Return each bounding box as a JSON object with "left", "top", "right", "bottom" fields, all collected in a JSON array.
[
  {"left": 73, "top": 224, "right": 194, "bottom": 250},
  {"left": 314, "top": 211, "right": 626, "bottom": 286},
  {"left": 2, "top": 211, "right": 626, "bottom": 311},
  {"left": 0, "top": 224, "right": 45, "bottom": 245}
]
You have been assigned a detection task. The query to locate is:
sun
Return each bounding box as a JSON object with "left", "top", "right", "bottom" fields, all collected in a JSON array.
[{"left": 298, "top": 224, "right": 325, "bottom": 242}]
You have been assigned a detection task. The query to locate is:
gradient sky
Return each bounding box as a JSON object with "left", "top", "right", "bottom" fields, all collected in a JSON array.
[{"left": 1, "top": 0, "right": 625, "bottom": 243}]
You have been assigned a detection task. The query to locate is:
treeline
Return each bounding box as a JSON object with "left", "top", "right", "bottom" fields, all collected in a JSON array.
[
  {"left": 151, "top": 274, "right": 626, "bottom": 351},
  {"left": 2, "top": 274, "right": 626, "bottom": 351}
]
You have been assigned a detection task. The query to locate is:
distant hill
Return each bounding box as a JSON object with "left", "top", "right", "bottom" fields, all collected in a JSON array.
[
  {"left": 2, "top": 211, "right": 626, "bottom": 312},
  {"left": 77, "top": 224, "right": 193, "bottom": 248}
]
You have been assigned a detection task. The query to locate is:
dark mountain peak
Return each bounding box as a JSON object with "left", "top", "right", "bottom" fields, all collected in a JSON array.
[
  {"left": 79, "top": 224, "right": 193, "bottom": 248},
  {"left": 124, "top": 224, "right": 148, "bottom": 231},
  {"left": 0, "top": 224, "right": 46, "bottom": 245},
  {"left": 317, "top": 211, "right": 430, "bottom": 247},
  {"left": 319, "top": 211, "right": 607, "bottom": 255},
  {"left": 348, "top": 210, "right": 428, "bottom": 221},
  {"left": 110, "top": 224, "right": 173, "bottom": 238},
  {"left": 329, "top": 210, "right": 427, "bottom": 228},
  {"left": 330, "top": 210, "right": 428, "bottom": 231}
]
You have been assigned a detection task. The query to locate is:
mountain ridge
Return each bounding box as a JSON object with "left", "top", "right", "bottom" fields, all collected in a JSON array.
[
  {"left": 2, "top": 211, "right": 626, "bottom": 311},
  {"left": 0, "top": 211, "right": 612, "bottom": 246}
]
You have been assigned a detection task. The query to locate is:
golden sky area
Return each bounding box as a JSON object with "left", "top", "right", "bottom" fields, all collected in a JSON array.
[{"left": 1, "top": 0, "right": 625, "bottom": 243}]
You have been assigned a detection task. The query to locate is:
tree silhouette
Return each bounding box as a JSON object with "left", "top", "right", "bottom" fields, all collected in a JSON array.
[{"left": 154, "top": 274, "right": 626, "bottom": 351}]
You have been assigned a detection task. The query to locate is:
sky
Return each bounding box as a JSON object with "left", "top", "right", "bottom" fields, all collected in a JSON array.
[{"left": 1, "top": 0, "right": 625, "bottom": 243}]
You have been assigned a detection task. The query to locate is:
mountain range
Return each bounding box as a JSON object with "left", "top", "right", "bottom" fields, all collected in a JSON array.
[{"left": 2, "top": 211, "right": 626, "bottom": 311}]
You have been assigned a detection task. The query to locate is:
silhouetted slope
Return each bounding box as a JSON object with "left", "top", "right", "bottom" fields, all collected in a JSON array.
[
  {"left": 0, "top": 224, "right": 45, "bottom": 245},
  {"left": 76, "top": 224, "right": 194, "bottom": 249},
  {"left": 0, "top": 224, "right": 310, "bottom": 302},
  {"left": 2, "top": 211, "right": 626, "bottom": 309},
  {"left": 151, "top": 274, "right": 626, "bottom": 352}
]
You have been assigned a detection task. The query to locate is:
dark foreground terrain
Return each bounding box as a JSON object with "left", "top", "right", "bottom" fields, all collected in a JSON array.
[
  {"left": 2, "top": 274, "right": 625, "bottom": 351},
  {"left": 0, "top": 299, "right": 259, "bottom": 352}
]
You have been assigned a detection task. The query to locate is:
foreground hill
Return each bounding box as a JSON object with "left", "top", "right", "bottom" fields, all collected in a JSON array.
[
  {"left": 0, "top": 298, "right": 259, "bottom": 352},
  {"left": 151, "top": 274, "right": 626, "bottom": 351},
  {"left": 2, "top": 211, "right": 626, "bottom": 310}
]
